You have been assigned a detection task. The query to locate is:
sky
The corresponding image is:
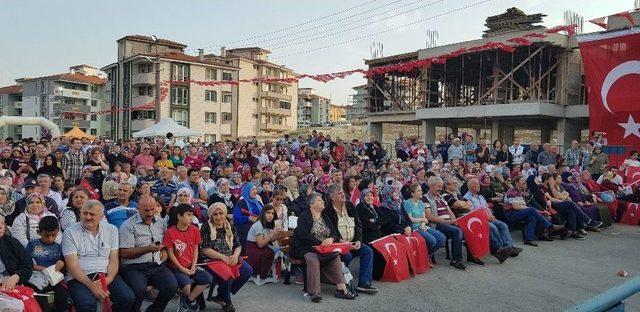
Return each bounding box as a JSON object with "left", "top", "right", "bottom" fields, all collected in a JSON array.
[{"left": 0, "top": 0, "right": 632, "bottom": 105}]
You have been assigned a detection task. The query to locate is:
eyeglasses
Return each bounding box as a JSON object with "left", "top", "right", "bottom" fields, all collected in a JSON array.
[{"left": 178, "top": 194, "right": 189, "bottom": 197}]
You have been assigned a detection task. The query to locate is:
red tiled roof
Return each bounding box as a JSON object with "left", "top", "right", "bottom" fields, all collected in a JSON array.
[
  {"left": 18, "top": 73, "right": 107, "bottom": 85},
  {"left": 117, "top": 35, "right": 187, "bottom": 49},
  {"left": 0, "top": 85, "right": 22, "bottom": 94}
]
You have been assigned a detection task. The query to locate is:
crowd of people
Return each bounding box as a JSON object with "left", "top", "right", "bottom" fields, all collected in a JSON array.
[{"left": 0, "top": 129, "right": 637, "bottom": 311}]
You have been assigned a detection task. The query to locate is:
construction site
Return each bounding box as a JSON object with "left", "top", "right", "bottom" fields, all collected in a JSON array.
[{"left": 364, "top": 8, "right": 591, "bottom": 146}]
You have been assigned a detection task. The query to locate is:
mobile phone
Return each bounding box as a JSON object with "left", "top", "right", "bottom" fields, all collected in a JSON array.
[{"left": 154, "top": 241, "right": 161, "bottom": 246}]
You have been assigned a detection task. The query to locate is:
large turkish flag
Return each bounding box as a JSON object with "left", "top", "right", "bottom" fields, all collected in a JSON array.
[
  {"left": 620, "top": 202, "right": 640, "bottom": 225},
  {"left": 578, "top": 28, "right": 640, "bottom": 146},
  {"left": 370, "top": 235, "right": 410, "bottom": 282},
  {"left": 457, "top": 208, "right": 490, "bottom": 259}
]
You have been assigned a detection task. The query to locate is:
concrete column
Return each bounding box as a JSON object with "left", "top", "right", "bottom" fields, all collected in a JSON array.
[
  {"left": 541, "top": 126, "right": 552, "bottom": 145},
  {"left": 368, "top": 122, "right": 383, "bottom": 142},
  {"left": 491, "top": 120, "right": 500, "bottom": 143},
  {"left": 556, "top": 118, "right": 581, "bottom": 151},
  {"left": 503, "top": 126, "right": 515, "bottom": 145},
  {"left": 421, "top": 120, "right": 436, "bottom": 144}
]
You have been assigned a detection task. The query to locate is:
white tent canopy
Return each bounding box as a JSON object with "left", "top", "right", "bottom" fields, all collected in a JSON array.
[{"left": 132, "top": 118, "right": 202, "bottom": 138}]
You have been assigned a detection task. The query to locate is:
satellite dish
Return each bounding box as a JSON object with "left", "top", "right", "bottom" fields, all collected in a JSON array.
[{"left": 151, "top": 35, "right": 158, "bottom": 42}]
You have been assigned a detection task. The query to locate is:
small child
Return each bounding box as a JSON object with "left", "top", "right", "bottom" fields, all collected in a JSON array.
[
  {"left": 26, "top": 216, "right": 70, "bottom": 312},
  {"left": 163, "top": 204, "right": 212, "bottom": 311}
]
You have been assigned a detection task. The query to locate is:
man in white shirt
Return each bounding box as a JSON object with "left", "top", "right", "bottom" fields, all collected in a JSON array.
[
  {"left": 37, "top": 174, "right": 63, "bottom": 209},
  {"left": 509, "top": 137, "right": 525, "bottom": 165},
  {"left": 199, "top": 166, "right": 217, "bottom": 195}
]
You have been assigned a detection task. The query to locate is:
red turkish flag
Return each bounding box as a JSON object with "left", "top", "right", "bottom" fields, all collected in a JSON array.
[
  {"left": 313, "top": 242, "right": 352, "bottom": 255},
  {"left": 395, "top": 232, "right": 430, "bottom": 274},
  {"left": 578, "top": 29, "right": 640, "bottom": 146},
  {"left": 370, "top": 235, "right": 410, "bottom": 282},
  {"left": 625, "top": 166, "right": 640, "bottom": 184},
  {"left": 620, "top": 202, "right": 640, "bottom": 225},
  {"left": 206, "top": 260, "right": 242, "bottom": 281},
  {"left": 456, "top": 208, "right": 490, "bottom": 259}
]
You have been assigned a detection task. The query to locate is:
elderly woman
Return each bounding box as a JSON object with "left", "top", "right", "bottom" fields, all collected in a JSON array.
[
  {"left": 233, "top": 183, "right": 264, "bottom": 249},
  {"left": 208, "top": 178, "right": 237, "bottom": 217},
  {"left": 0, "top": 215, "right": 33, "bottom": 292},
  {"left": 561, "top": 172, "right": 607, "bottom": 228},
  {"left": 377, "top": 185, "right": 412, "bottom": 236},
  {"left": 291, "top": 193, "right": 356, "bottom": 302},
  {"left": 201, "top": 203, "right": 253, "bottom": 312},
  {"left": 0, "top": 185, "right": 16, "bottom": 222},
  {"left": 168, "top": 187, "right": 202, "bottom": 227},
  {"left": 60, "top": 188, "right": 90, "bottom": 231},
  {"left": 11, "top": 193, "right": 60, "bottom": 247}
]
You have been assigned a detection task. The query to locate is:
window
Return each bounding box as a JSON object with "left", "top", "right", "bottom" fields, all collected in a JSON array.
[
  {"left": 252, "top": 114, "right": 258, "bottom": 119},
  {"left": 222, "top": 93, "right": 232, "bottom": 103},
  {"left": 252, "top": 97, "right": 259, "bottom": 103},
  {"left": 138, "top": 86, "right": 153, "bottom": 96},
  {"left": 172, "top": 64, "right": 189, "bottom": 81},
  {"left": 91, "top": 100, "right": 98, "bottom": 107},
  {"left": 132, "top": 110, "right": 155, "bottom": 120},
  {"left": 206, "top": 68, "right": 217, "bottom": 80},
  {"left": 138, "top": 63, "right": 153, "bottom": 73},
  {"left": 90, "top": 86, "right": 98, "bottom": 92},
  {"left": 253, "top": 82, "right": 259, "bottom": 86},
  {"left": 172, "top": 110, "right": 189, "bottom": 126},
  {"left": 0, "top": 108, "right": 3, "bottom": 116},
  {"left": 221, "top": 113, "right": 232, "bottom": 123},
  {"left": 205, "top": 112, "right": 217, "bottom": 124},
  {"left": 204, "top": 134, "right": 216, "bottom": 143},
  {"left": 253, "top": 65, "right": 259, "bottom": 69},
  {"left": 222, "top": 72, "right": 233, "bottom": 81},
  {"left": 171, "top": 87, "right": 189, "bottom": 105},
  {"left": 279, "top": 101, "right": 291, "bottom": 110},
  {"left": 90, "top": 129, "right": 97, "bottom": 135},
  {"left": 90, "top": 115, "right": 97, "bottom": 121},
  {"left": 205, "top": 90, "right": 217, "bottom": 102}
]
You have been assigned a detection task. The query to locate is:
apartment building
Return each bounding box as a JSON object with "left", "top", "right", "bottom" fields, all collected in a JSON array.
[
  {"left": 102, "top": 35, "right": 239, "bottom": 141},
  {"left": 9, "top": 65, "right": 108, "bottom": 139},
  {"left": 329, "top": 104, "right": 346, "bottom": 123},
  {"left": 298, "top": 88, "right": 330, "bottom": 126},
  {"left": 0, "top": 85, "right": 23, "bottom": 139},
  {"left": 347, "top": 84, "right": 368, "bottom": 121},
  {"left": 206, "top": 47, "right": 298, "bottom": 139}
]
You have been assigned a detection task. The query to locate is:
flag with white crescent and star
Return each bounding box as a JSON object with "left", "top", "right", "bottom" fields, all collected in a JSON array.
[
  {"left": 578, "top": 28, "right": 640, "bottom": 146},
  {"left": 370, "top": 234, "right": 410, "bottom": 282},
  {"left": 456, "top": 208, "right": 490, "bottom": 259}
]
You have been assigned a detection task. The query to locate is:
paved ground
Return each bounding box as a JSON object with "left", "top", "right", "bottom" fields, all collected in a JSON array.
[{"left": 157, "top": 224, "right": 640, "bottom": 312}]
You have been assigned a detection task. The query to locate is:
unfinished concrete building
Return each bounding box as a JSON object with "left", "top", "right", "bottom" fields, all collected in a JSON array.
[{"left": 365, "top": 8, "right": 588, "bottom": 147}]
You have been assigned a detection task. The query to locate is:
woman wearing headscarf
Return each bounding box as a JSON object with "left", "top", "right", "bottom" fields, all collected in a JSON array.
[
  {"left": 233, "top": 183, "right": 264, "bottom": 250},
  {"left": 207, "top": 178, "right": 238, "bottom": 218},
  {"left": 290, "top": 183, "right": 313, "bottom": 217},
  {"left": 11, "top": 193, "right": 61, "bottom": 247},
  {"left": 579, "top": 170, "right": 625, "bottom": 222},
  {"left": 35, "top": 154, "right": 63, "bottom": 178},
  {"left": 356, "top": 189, "right": 383, "bottom": 245},
  {"left": 561, "top": 172, "right": 606, "bottom": 229},
  {"left": 377, "top": 185, "right": 412, "bottom": 236},
  {"left": 228, "top": 172, "right": 243, "bottom": 199},
  {"left": 282, "top": 176, "right": 299, "bottom": 209},
  {"left": 201, "top": 203, "right": 252, "bottom": 312},
  {"left": 168, "top": 187, "right": 203, "bottom": 227},
  {"left": 0, "top": 185, "right": 16, "bottom": 222}
]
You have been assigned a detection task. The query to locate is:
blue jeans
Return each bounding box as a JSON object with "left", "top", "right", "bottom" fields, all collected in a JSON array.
[
  {"left": 68, "top": 274, "right": 135, "bottom": 312},
  {"left": 205, "top": 261, "right": 252, "bottom": 301},
  {"left": 172, "top": 267, "right": 213, "bottom": 289},
  {"left": 343, "top": 243, "right": 373, "bottom": 285},
  {"left": 436, "top": 223, "right": 463, "bottom": 262},
  {"left": 488, "top": 220, "right": 513, "bottom": 252},
  {"left": 505, "top": 207, "right": 552, "bottom": 241},
  {"left": 414, "top": 227, "right": 446, "bottom": 256},
  {"left": 120, "top": 263, "right": 178, "bottom": 312}
]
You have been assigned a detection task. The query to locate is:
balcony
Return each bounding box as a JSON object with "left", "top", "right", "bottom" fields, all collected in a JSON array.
[
  {"left": 131, "top": 95, "right": 154, "bottom": 108},
  {"left": 59, "top": 119, "right": 90, "bottom": 128},
  {"left": 55, "top": 88, "right": 91, "bottom": 100},
  {"left": 131, "top": 119, "right": 156, "bottom": 131},
  {"left": 55, "top": 103, "right": 91, "bottom": 114},
  {"left": 260, "top": 122, "right": 290, "bottom": 132},
  {"left": 259, "top": 91, "right": 292, "bottom": 101},
  {"left": 260, "top": 106, "right": 291, "bottom": 117},
  {"left": 131, "top": 73, "right": 155, "bottom": 85}
]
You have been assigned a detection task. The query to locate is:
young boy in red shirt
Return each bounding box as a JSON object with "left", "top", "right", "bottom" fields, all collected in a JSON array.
[{"left": 164, "top": 204, "right": 212, "bottom": 311}]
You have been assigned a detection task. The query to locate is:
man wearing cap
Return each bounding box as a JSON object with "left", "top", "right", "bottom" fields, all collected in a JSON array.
[
  {"left": 199, "top": 166, "right": 216, "bottom": 195},
  {"left": 8, "top": 178, "right": 59, "bottom": 226}
]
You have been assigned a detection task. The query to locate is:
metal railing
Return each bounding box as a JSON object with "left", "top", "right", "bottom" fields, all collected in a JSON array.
[{"left": 564, "top": 276, "right": 640, "bottom": 312}]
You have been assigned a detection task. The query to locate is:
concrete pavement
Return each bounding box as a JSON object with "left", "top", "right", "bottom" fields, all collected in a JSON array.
[{"left": 158, "top": 224, "right": 640, "bottom": 312}]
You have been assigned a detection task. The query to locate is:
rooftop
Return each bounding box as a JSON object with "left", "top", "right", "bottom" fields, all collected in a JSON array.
[
  {"left": 227, "top": 47, "right": 272, "bottom": 54},
  {"left": 135, "top": 52, "right": 239, "bottom": 69},
  {"left": 0, "top": 84, "right": 22, "bottom": 95},
  {"left": 16, "top": 73, "right": 107, "bottom": 85},
  {"left": 117, "top": 35, "right": 187, "bottom": 49}
]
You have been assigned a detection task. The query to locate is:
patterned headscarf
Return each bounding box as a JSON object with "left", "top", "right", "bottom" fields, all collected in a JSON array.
[{"left": 208, "top": 202, "right": 234, "bottom": 248}]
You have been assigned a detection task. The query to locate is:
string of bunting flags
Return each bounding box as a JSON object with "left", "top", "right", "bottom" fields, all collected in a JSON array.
[
  {"left": 589, "top": 8, "right": 639, "bottom": 29},
  {"left": 79, "top": 24, "right": 576, "bottom": 116}
]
